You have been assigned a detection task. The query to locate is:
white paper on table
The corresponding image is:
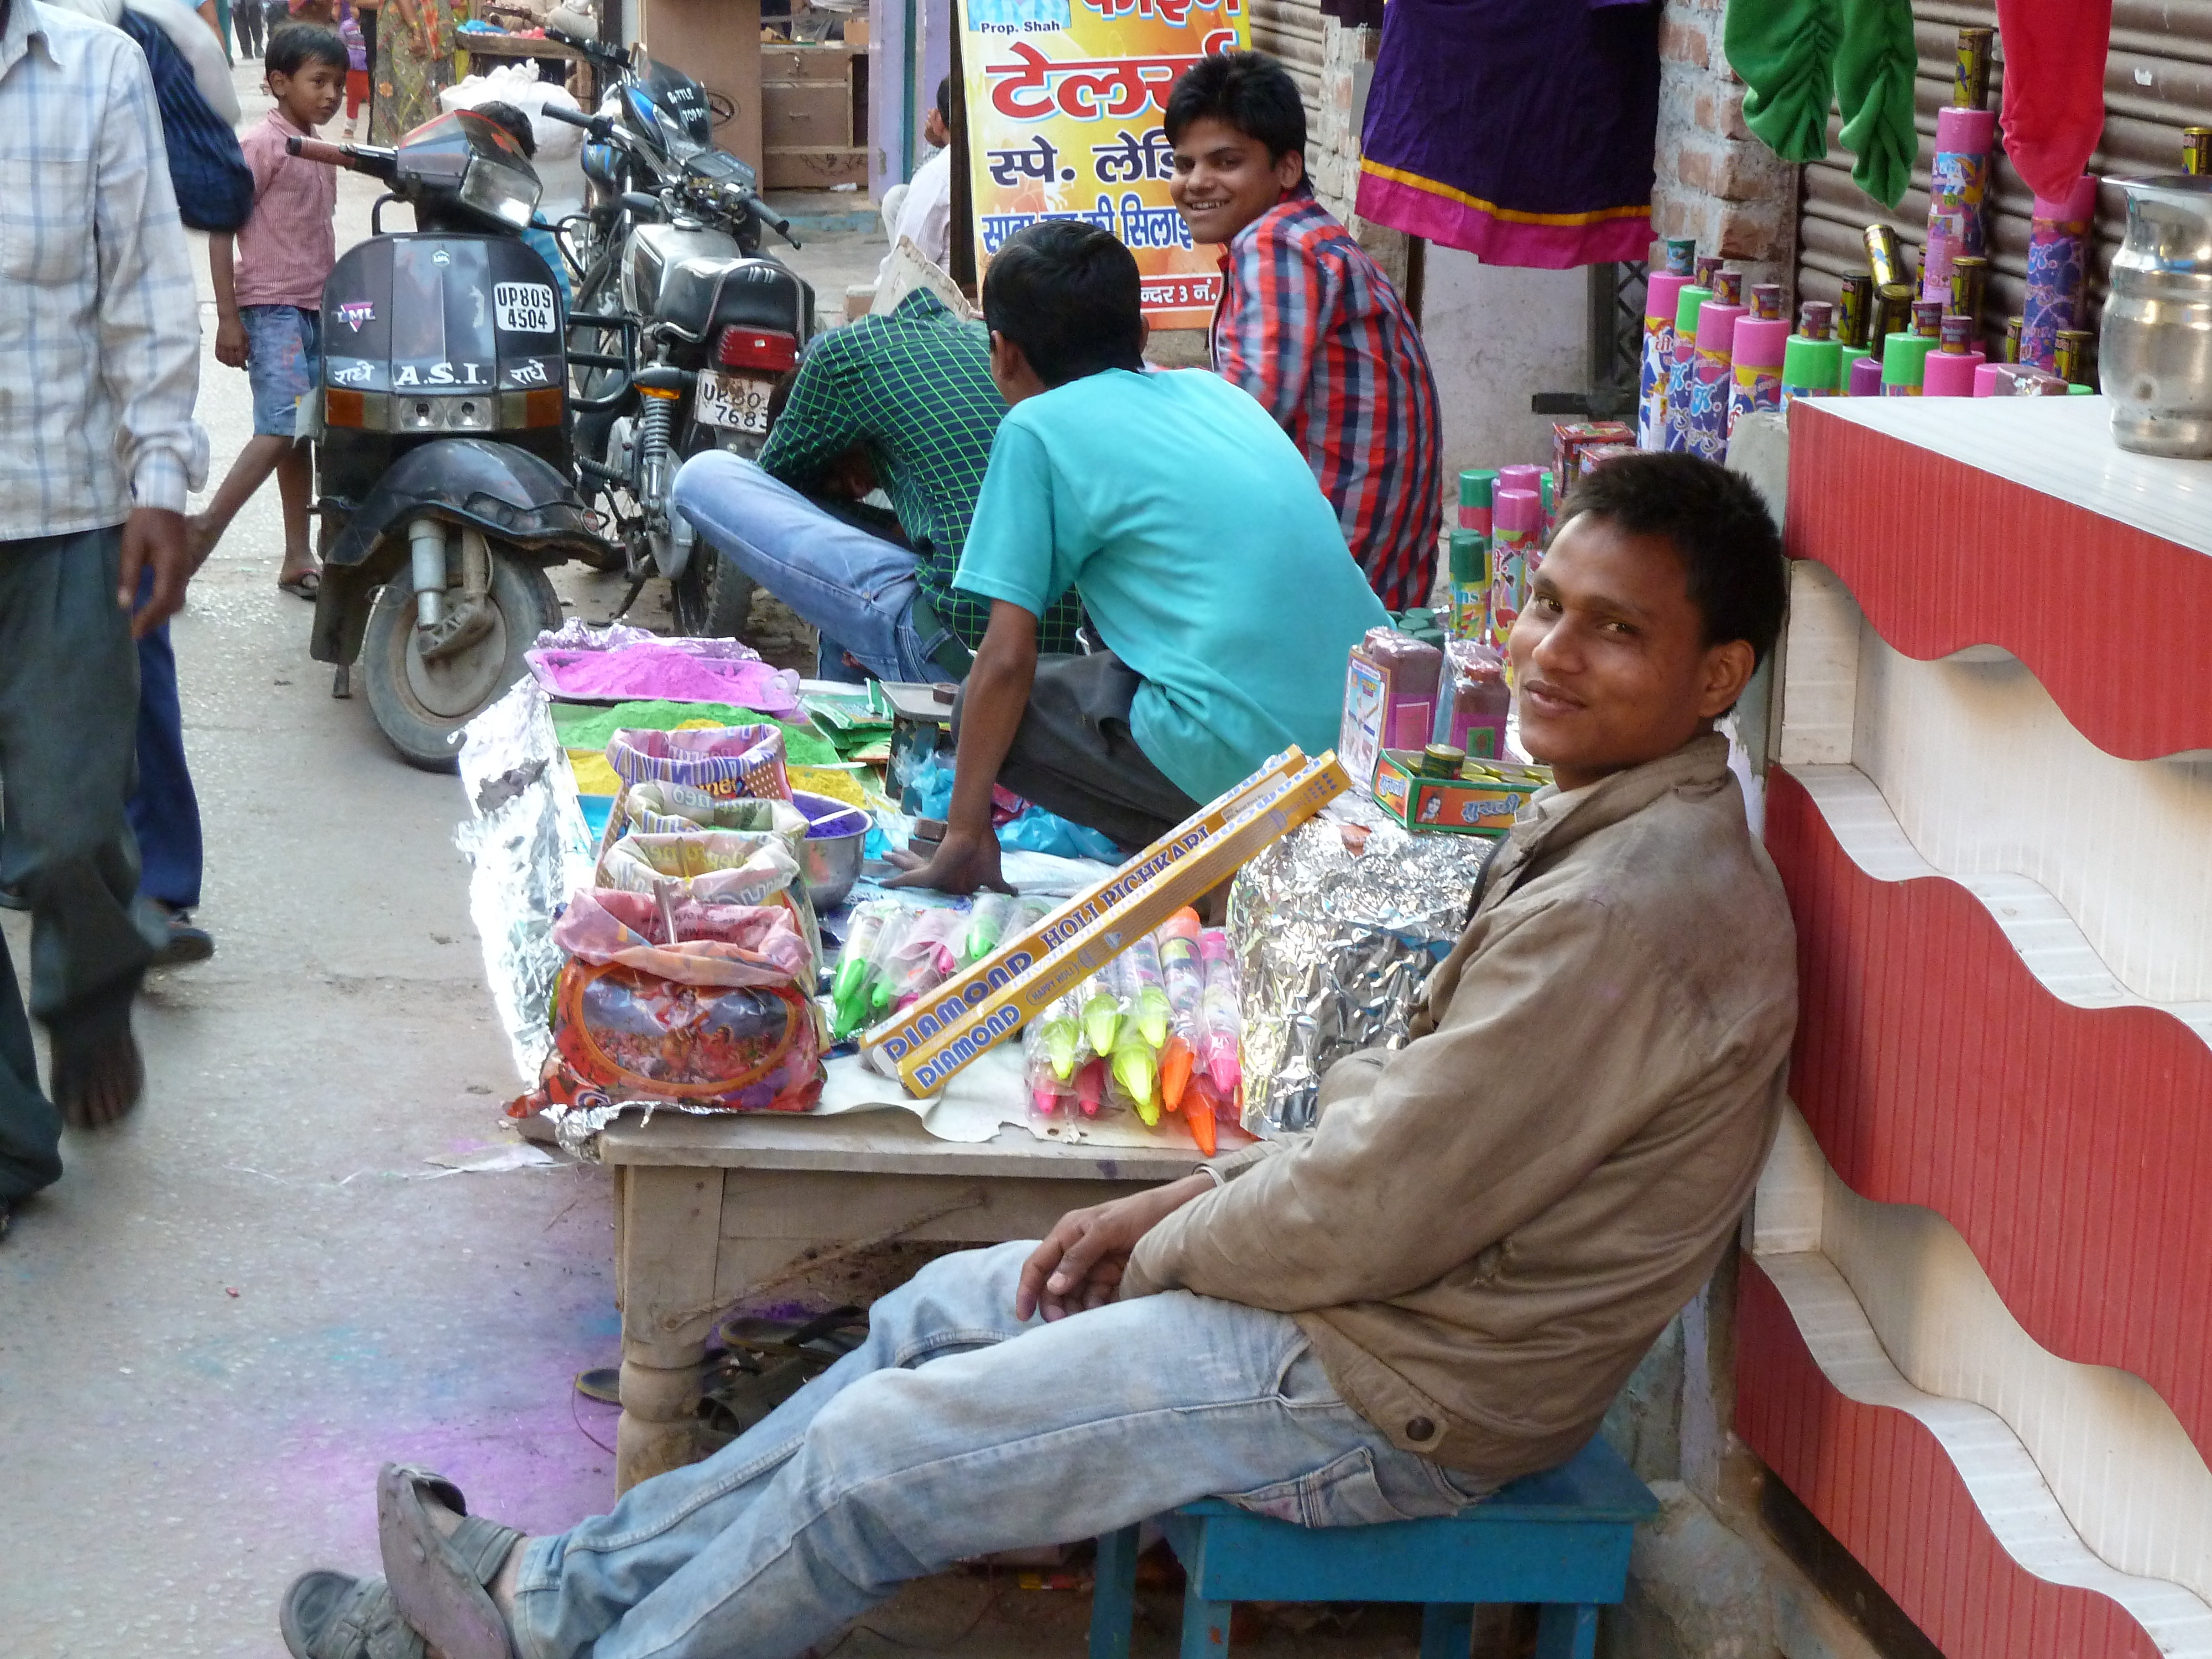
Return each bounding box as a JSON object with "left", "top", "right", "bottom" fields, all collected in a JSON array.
[{"left": 815, "top": 1046, "right": 1241, "bottom": 1154}]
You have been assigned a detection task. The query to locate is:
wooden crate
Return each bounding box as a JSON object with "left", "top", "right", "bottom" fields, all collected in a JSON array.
[{"left": 762, "top": 39, "right": 866, "bottom": 190}]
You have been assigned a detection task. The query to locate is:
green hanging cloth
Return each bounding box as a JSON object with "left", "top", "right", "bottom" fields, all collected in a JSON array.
[
  {"left": 1725, "top": 0, "right": 1840, "bottom": 164},
  {"left": 1723, "top": 0, "right": 1917, "bottom": 210},
  {"left": 1834, "top": 0, "right": 1917, "bottom": 208}
]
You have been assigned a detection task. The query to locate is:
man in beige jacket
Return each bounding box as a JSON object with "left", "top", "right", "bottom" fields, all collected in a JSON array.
[{"left": 288, "top": 453, "right": 1797, "bottom": 1659}]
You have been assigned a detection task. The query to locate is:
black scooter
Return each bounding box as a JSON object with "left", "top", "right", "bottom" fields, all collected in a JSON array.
[{"left": 289, "top": 111, "right": 620, "bottom": 769}]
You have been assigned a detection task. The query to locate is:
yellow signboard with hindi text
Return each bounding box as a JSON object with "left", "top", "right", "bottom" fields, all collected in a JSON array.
[{"left": 958, "top": 0, "right": 1246, "bottom": 330}]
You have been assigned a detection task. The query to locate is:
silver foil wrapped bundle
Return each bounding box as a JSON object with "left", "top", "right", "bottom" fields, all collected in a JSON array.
[{"left": 1227, "top": 799, "right": 1495, "bottom": 1135}]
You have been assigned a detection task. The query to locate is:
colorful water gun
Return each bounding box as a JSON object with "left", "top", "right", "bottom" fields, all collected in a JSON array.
[
  {"left": 1022, "top": 994, "right": 1079, "bottom": 1118},
  {"left": 829, "top": 901, "right": 895, "bottom": 1041},
  {"left": 1196, "top": 928, "right": 1243, "bottom": 1098},
  {"left": 1155, "top": 909, "right": 1204, "bottom": 1120},
  {"left": 1186, "top": 1074, "right": 1234, "bottom": 1151},
  {"left": 1125, "top": 935, "right": 1171, "bottom": 1049},
  {"left": 960, "top": 892, "right": 1016, "bottom": 968},
  {"left": 1079, "top": 969, "right": 1121, "bottom": 1061},
  {"left": 1074, "top": 1056, "right": 1107, "bottom": 1118},
  {"left": 886, "top": 907, "right": 963, "bottom": 1011},
  {"left": 1105, "top": 942, "right": 1166, "bottom": 1125},
  {"left": 859, "top": 909, "right": 917, "bottom": 1025},
  {"left": 1032, "top": 991, "right": 1082, "bottom": 1083}
]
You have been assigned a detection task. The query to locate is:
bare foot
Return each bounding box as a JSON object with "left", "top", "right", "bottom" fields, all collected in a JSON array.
[{"left": 51, "top": 1005, "right": 143, "bottom": 1129}]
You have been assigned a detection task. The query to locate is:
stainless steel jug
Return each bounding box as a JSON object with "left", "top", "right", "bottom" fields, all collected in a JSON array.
[{"left": 2102, "top": 175, "right": 2212, "bottom": 458}]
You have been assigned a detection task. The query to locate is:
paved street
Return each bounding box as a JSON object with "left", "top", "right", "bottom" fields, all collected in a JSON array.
[{"left": 0, "top": 64, "right": 1427, "bottom": 1657}]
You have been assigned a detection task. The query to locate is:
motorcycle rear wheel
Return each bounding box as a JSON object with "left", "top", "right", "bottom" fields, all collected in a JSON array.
[
  {"left": 670, "top": 540, "right": 756, "bottom": 641},
  {"left": 362, "top": 551, "right": 562, "bottom": 771}
]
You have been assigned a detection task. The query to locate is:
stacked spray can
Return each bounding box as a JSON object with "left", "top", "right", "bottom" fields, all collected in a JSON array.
[
  {"left": 1837, "top": 275, "right": 1875, "bottom": 393},
  {"left": 1638, "top": 240, "right": 1696, "bottom": 450},
  {"left": 1780, "top": 301, "right": 1840, "bottom": 406},
  {"left": 2022, "top": 175, "right": 2098, "bottom": 371},
  {"left": 1730, "top": 282, "right": 1788, "bottom": 432},
  {"left": 1923, "top": 313, "right": 1986, "bottom": 397},
  {"left": 1924, "top": 29, "right": 1997, "bottom": 307},
  {"left": 1688, "top": 270, "right": 1746, "bottom": 461},
  {"left": 1490, "top": 488, "right": 1541, "bottom": 639},
  {"left": 1665, "top": 257, "right": 1720, "bottom": 452},
  {"left": 1449, "top": 469, "right": 1496, "bottom": 641},
  {"left": 1881, "top": 299, "right": 1943, "bottom": 395}
]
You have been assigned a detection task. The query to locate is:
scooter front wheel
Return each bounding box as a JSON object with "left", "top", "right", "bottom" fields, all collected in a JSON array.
[{"left": 361, "top": 552, "right": 562, "bottom": 771}]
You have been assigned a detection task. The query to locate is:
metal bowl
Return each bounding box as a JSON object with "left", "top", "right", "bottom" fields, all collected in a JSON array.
[{"left": 790, "top": 791, "right": 870, "bottom": 912}]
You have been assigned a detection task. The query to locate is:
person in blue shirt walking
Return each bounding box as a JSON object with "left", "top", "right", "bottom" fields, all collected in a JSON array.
[{"left": 894, "top": 218, "right": 1389, "bottom": 891}]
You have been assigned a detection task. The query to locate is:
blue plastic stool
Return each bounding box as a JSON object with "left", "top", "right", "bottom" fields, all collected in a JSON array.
[{"left": 1086, "top": 1437, "right": 1658, "bottom": 1659}]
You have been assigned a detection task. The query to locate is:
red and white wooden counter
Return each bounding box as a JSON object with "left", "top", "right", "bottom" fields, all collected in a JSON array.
[{"left": 1741, "top": 394, "right": 2212, "bottom": 1657}]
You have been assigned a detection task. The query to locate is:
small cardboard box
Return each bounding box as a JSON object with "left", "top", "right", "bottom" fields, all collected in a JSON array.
[
  {"left": 1370, "top": 750, "right": 1551, "bottom": 836},
  {"left": 1550, "top": 420, "right": 1634, "bottom": 488}
]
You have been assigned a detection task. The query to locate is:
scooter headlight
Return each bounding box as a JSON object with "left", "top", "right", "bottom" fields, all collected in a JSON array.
[{"left": 396, "top": 394, "right": 495, "bottom": 432}]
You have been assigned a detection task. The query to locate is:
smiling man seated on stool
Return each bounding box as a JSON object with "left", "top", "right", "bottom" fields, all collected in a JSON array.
[{"left": 279, "top": 446, "right": 1799, "bottom": 1659}]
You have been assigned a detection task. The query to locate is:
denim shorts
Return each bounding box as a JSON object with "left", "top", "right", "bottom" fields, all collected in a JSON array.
[{"left": 242, "top": 304, "right": 320, "bottom": 438}]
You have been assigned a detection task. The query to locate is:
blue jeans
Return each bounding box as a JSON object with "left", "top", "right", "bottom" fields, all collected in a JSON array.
[
  {"left": 512, "top": 1243, "right": 1489, "bottom": 1659},
  {"left": 128, "top": 566, "right": 202, "bottom": 910},
  {"left": 670, "top": 454, "right": 957, "bottom": 684}
]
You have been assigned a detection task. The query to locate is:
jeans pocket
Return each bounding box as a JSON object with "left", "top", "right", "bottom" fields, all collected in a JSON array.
[{"left": 1223, "top": 1445, "right": 1421, "bottom": 1528}]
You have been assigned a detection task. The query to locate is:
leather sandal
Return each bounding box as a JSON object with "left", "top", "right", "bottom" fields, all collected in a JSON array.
[
  {"left": 377, "top": 1464, "right": 525, "bottom": 1659},
  {"left": 279, "top": 1570, "right": 425, "bottom": 1659}
]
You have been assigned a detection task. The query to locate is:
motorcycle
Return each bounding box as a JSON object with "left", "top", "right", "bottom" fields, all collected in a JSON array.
[
  {"left": 540, "top": 42, "right": 817, "bottom": 641},
  {"left": 289, "top": 111, "right": 620, "bottom": 769}
]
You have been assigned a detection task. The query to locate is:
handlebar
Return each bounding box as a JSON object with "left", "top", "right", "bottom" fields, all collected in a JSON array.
[
  {"left": 286, "top": 134, "right": 384, "bottom": 170},
  {"left": 546, "top": 24, "right": 625, "bottom": 62},
  {"left": 540, "top": 102, "right": 614, "bottom": 140}
]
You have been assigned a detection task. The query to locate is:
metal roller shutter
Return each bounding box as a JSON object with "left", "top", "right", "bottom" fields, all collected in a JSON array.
[
  {"left": 1249, "top": 0, "right": 1325, "bottom": 129},
  {"left": 1794, "top": 1, "right": 2212, "bottom": 350}
]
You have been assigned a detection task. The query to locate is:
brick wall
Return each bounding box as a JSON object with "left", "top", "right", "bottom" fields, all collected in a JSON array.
[{"left": 1652, "top": 0, "right": 1799, "bottom": 286}]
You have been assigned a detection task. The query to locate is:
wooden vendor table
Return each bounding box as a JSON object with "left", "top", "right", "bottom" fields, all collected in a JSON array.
[
  {"left": 598, "top": 1107, "right": 1199, "bottom": 1492},
  {"left": 452, "top": 32, "right": 598, "bottom": 100}
]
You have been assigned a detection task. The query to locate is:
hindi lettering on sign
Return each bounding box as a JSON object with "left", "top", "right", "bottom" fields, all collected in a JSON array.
[
  {"left": 963, "top": 0, "right": 1244, "bottom": 328},
  {"left": 983, "top": 33, "right": 1237, "bottom": 122},
  {"left": 1091, "top": 126, "right": 1177, "bottom": 183},
  {"left": 1081, "top": 0, "right": 1239, "bottom": 24},
  {"left": 987, "top": 134, "right": 1070, "bottom": 187},
  {"left": 1138, "top": 272, "right": 1223, "bottom": 309},
  {"left": 1117, "top": 192, "right": 1193, "bottom": 249}
]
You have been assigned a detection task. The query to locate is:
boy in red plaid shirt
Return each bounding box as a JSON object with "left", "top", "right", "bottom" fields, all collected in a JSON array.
[{"left": 1167, "top": 50, "right": 1442, "bottom": 613}]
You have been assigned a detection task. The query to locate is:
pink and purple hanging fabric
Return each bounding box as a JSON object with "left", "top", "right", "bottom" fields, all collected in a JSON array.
[{"left": 1354, "top": 0, "right": 1660, "bottom": 269}]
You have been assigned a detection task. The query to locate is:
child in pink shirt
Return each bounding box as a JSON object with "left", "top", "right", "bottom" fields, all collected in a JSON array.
[{"left": 190, "top": 25, "right": 346, "bottom": 598}]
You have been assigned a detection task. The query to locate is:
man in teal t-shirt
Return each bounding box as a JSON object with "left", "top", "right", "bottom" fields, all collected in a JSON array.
[{"left": 892, "top": 220, "right": 1388, "bottom": 894}]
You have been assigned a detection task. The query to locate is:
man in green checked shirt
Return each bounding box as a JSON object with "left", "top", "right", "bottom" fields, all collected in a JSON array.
[{"left": 671, "top": 289, "right": 1085, "bottom": 681}]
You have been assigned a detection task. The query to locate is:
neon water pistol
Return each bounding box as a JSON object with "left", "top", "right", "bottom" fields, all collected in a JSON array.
[
  {"left": 1196, "top": 928, "right": 1243, "bottom": 1098},
  {"left": 830, "top": 900, "right": 897, "bottom": 1040}
]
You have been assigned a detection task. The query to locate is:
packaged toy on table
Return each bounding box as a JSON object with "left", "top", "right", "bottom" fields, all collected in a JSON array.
[
  {"left": 531, "top": 853, "right": 826, "bottom": 1115},
  {"left": 1024, "top": 992, "right": 1084, "bottom": 1118},
  {"left": 1339, "top": 628, "right": 1442, "bottom": 797},
  {"left": 1433, "top": 639, "right": 1510, "bottom": 761}
]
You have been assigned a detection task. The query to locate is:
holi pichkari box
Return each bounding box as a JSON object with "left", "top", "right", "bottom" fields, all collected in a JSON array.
[
  {"left": 858, "top": 749, "right": 1308, "bottom": 1078},
  {"left": 862, "top": 752, "right": 1349, "bottom": 1094},
  {"left": 1369, "top": 751, "right": 1552, "bottom": 836}
]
